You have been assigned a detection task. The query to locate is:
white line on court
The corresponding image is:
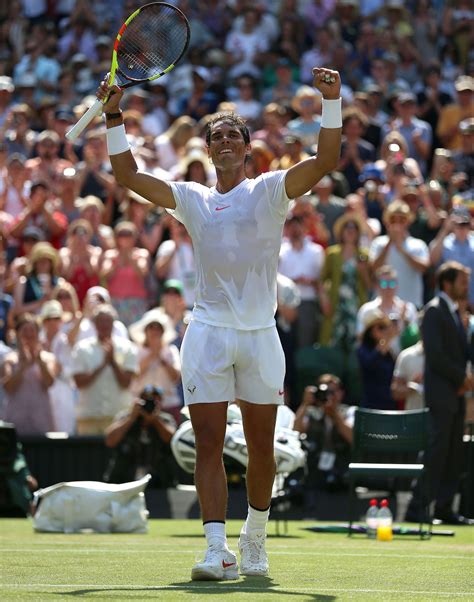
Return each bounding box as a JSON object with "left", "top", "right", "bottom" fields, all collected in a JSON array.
[
  {"left": 1, "top": 548, "right": 472, "bottom": 560},
  {"left": 2, "top": 584, "right": 473, "bottom": 597}
]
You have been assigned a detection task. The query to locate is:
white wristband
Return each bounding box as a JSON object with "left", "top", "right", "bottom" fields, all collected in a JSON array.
[
  {"left": 321, "top": 98, "right": 342, "bottom": 129},
  {"left": 106, "top": 124, "right": 130, "bottom": 156}
]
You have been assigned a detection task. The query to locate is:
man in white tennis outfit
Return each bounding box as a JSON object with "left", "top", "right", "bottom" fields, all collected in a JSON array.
[{"left": 97, "top": 66, "right": 342, "bottom": 581}]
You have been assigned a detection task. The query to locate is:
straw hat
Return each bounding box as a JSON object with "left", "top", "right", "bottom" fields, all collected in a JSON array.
[
  {"left": 75, "top": 195, "right": 104, "bottom": 213},
  {"left": 333, "top": 212, "right": 364, "bottom": 242},
  {"left": 291, "top": 85, "right": 320, "bottom": 114},
  {"left": 179, "top": 148, "right": 210, "bottom": 176},
  {"left": 362, "top": 308, "right": 391, "bottom": 336},
  {"left": 129, "top": 308, "right": 177, "bottom": 346},
  {"left": 29, "top": 242, "right": 60, "bottom": 273}
]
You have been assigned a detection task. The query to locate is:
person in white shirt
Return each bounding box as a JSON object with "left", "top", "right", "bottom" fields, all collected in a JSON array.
[
  {"left": 279, "top": 213, "right": 324, "bottom": 347},
  {"left": 97, "top": 65, "right": 342, "bottom": 580},
  {"left": 357, "top": 265, "right": 418, "bottom": 357},
  {"left": 369, "top": 200, "right": 430, "bottom": 308},
  {"left": 391, "top": 340, "right": 425, "bottom": 410},
  {"left": 155, "top": 219, "right": 196, "bottom": 310},
  {"left": 71, "top": 304, "right": 138, "bottom": 435}
]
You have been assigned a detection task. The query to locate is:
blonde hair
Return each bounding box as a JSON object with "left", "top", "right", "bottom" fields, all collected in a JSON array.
[
  {"left": 51, "top": 281, "right": 80, "bottom": 314},
  {"left": 165, "top": 116, "right": 197, "bottom": 148}
]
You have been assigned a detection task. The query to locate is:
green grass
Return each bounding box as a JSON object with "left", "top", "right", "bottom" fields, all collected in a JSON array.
[{"left": 1, "top": 518, "right": 473, "bottom": 601}]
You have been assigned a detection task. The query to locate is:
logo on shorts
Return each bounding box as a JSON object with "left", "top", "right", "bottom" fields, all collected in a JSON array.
[{"left": 187, "top": 385, "right": 196, "bottom": 394}]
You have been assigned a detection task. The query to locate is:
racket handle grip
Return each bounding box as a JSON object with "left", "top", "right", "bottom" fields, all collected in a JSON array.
[{"left": 66, "top": 98, "right": 103, "bottom": 142}]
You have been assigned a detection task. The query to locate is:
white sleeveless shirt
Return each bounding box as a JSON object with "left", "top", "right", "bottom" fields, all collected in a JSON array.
[{"left": 168, "top": 171, "right": 290, "bottom": 330}]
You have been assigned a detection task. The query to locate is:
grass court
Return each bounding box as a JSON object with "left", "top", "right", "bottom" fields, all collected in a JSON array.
[{"left": 1, "top": 518, "right": 473, "bottom": 601}]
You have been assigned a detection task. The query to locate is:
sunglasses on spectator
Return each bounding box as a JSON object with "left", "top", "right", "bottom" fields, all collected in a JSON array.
[
  {"left": 117, "top": 230, "right": 134, "bottom": 237},
  {"left": 389, "top": 216, "right": 408, "bottom": 224},
  {"left": 379, "top": 279, "right": 397, "bottom": 289},
  {"left": 373, "top": 323, "right": 388, "bottom": 331},
  {"left": 57, "top": 293, "right": 71, "bottom": 300}
]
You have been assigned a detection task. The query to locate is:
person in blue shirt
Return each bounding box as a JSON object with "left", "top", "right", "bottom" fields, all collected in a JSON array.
[{"left": 357, "top": 308, "right": 397, "bottom": 410}]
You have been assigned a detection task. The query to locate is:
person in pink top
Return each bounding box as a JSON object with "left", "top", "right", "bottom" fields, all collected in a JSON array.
[
  {"left": 1, "top": 313, "right": 56, "bottom": 435},
  {"left": 100, "top": 221, "right": 150, "bottom": 327}
]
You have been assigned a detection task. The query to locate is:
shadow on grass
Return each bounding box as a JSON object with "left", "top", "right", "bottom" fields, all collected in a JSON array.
[
  {"left": 54, "top": 579, "right": 336, "bottom": 600},
  {"left": 169, "top": 534, "right": 302, "bottom": 539}
]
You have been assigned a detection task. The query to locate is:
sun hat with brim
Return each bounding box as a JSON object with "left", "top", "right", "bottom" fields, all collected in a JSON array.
[
  {"left": 75, "top": 195, "right": 104, "bottom": 213},
  {"left": 40, "top": 300, "right": 64, "bottom": 321},
  {"left": 291, "top": 86, "right": 320, "bottom": 114},
  {"left": 129, "top": 308, "right": 177, "bottom": 346},
  {"left": 362, "top": 308, "right": 391, "bottom": 336},
  {"left": 333, "top": 212, "right": 364, "bottom": 242},
  {"left": 29, "top": 242, "right": 60, "bottom": 273},
  {"left": 179, "top": 149, "right": 210, "bottom": 175},
  {"left": 86, "top": 286, "right": 111, "bottom": 304},
  {"left": 114, "top": 220, "right": 137, "bottom": 236}
]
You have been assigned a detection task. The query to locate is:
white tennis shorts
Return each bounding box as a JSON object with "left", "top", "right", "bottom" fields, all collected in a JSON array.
[{"left": 180, "top": 320, "right": 286, "bottom": 405}]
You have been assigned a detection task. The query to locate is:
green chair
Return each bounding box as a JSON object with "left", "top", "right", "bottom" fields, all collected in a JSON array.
[{"left": 348, "top": 407, "right": 431, "bottom": 539}]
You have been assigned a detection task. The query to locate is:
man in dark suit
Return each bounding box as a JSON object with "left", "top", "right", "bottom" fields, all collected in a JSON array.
[{"left": 406, "top": 261, "right": 474, "bottom": 525}]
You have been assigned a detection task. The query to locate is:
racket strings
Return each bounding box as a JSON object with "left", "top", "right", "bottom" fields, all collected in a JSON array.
[{"left": 118, "top": 6, "right": 189, "bottom": 80}]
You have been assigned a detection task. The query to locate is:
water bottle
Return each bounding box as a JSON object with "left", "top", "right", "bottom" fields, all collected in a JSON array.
[
  {"left": 376, "top": 499, "right": 393, "bottom": 541},
  {"left": 365, "top": 498, "right": 378, "bottom": 539}
]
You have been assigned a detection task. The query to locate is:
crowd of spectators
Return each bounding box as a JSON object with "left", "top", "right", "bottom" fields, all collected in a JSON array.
[{"left": 0, "top": 0, "right": 472, "bottom": 447}]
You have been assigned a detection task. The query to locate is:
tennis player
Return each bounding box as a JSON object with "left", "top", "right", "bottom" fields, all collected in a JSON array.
[{"left": 97, "top": 66, "right": 342, "bottom": 581}]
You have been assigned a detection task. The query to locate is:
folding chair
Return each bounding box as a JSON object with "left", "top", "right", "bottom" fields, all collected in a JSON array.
[{"left": 348, "top": 408, "right": 431, "bottom": 539}]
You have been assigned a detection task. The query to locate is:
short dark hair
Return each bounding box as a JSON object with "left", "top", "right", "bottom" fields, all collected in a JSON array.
[
  {"left": 30, "top": 180, "right": 49, "bottom": 194},
  {"left": 205, "top": 112, "right": 250, "bottom": 146},
  {"left": 436, "top": 260, "right": 471, "bottom": 291},
  {"left": 317, "top": 373, "right": 342, "bottom": 389}
]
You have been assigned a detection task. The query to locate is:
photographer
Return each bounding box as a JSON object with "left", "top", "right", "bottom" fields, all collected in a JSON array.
[
  {"left": 104, "top": 385, "right": 177, "bottom": 487},
  {"left": 294, "top": 374, "right": 355, "bottom": 507}
]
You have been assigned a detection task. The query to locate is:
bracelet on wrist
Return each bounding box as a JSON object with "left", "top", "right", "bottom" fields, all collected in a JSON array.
[{"left": 105, "top": 111, "right": 123, "bottom": 120}]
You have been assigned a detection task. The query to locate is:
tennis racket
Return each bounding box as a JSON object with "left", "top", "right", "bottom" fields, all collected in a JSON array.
[{"left": 66, "top": 2, "right": 190, "bottom": 142}]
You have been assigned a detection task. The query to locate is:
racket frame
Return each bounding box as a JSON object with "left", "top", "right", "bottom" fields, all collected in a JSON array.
[{"left": 66, "top": 2, "right": 190, "bottom": 141}]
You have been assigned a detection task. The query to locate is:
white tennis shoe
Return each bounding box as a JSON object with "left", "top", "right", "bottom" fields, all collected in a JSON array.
[
  {"left": 191, "top": 546, "right": 239, "bottom": 581},
  {"left": 238, "top": 531, "right": 269, "bottom": 576}
]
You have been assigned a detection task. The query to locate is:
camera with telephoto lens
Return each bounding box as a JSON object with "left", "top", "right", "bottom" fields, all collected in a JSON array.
[{"left": 139, "top": 384, "right": 163, "bottom": 414}]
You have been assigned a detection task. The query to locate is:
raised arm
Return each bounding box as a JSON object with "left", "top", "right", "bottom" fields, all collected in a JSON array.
[
  {"left": 285, "top": 68, "right": 342, "bottom": 199},
  {"left": 96, "top": 81, "right": 176, "bottom": 210}
]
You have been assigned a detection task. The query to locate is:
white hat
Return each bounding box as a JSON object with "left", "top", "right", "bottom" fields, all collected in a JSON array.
[
  {"left": 192, "top": 66, "right": 211, "bottom": 83},
  {"left": 40, "top": 300, "right": 63, "bottom": 321},
  {"left": 129, "top": 308, "right": 177, "bottom": 346},
  {"left": 86, "top": 286, "right": 111, "bottom": 303},
  {"left": 0, "top": 76, "right": 14, "bottom": 93}
]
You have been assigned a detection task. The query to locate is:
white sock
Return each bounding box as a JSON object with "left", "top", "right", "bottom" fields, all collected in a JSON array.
[
  {"left": 204, "top": 521, "right": 227, "bottom": 549},
  {"left": 242, "top": 504, "right": 270, "bottom": 536}
]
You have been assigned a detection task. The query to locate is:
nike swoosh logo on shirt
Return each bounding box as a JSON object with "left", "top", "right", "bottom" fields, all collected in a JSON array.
[
  {"left": 215, "top": 205, "right": 231, "bottom": 211},
  {"left": 278, "top": 390, "right": 284, "bottom": 396}
]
